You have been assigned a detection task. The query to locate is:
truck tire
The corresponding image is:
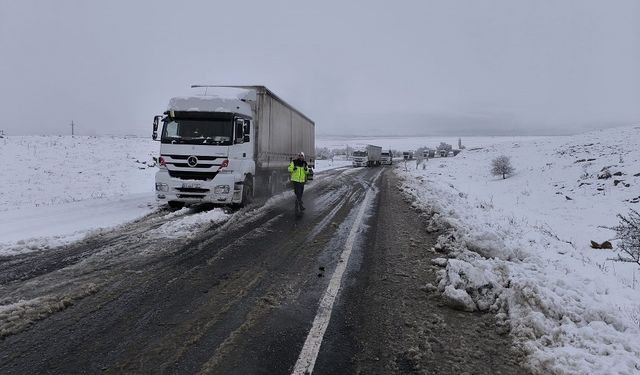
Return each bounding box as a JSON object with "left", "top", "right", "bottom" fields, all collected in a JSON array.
[
  {"left": 241, "top": 175, "right": 254, "bottom": 206},
  {"left": 168, "top": 201, "right": 184, "bottom": 210}
]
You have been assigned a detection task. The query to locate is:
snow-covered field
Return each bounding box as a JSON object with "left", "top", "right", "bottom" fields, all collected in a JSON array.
[
  {"left": 398, "top": 126, "right": 640, "bottom": 374},
  {"left": 0, "top": 136, "right": 348, "bottom": 255},
  {"left": 0, "top": 136, "right": 160, "bottom": 255},
  {"left": 314, "top": 157, "right": 352, "bottom": 171}
]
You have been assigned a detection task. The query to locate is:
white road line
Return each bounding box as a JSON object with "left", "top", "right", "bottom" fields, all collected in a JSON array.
[{"left": 292, "top": 170, "right": 382, "bottom": 375}]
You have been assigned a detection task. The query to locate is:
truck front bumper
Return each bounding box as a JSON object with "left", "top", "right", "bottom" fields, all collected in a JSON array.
[{"left": 155, "top": 170, "right": 242, "bottom": 204}]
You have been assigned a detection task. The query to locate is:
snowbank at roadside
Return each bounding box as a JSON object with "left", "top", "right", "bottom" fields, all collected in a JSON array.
[{"left": 398, "top": 126, "right": 640, "bottom": 374}]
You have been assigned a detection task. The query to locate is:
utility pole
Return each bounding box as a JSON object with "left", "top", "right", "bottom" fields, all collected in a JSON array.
[{"left": 71, "top": 120, "right": 75, "bottom": 137}]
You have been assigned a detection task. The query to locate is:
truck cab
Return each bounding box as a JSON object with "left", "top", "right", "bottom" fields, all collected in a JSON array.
[
  {"left": 153, "top": 86, "right": 315, "bottom": 209},
  {"left": 153, "top": 87, "right": 255, "bottom": 208},
  {"left": 352, "top": 150, "right": 368, "bottom": 167},
  {"left": 381, "top": 151, "right": 393, "bottom": 165},
  {"left": 403, "top": 151, "right": 414, "bottom": 160}
]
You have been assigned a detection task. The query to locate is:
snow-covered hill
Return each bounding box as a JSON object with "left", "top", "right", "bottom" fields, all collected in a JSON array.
[{"left": 399, "top": 126, "right": 640, "bottom": 374}]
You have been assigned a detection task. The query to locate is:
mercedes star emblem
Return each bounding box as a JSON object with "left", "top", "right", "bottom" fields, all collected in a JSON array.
[{"left": 187, "top": 155, "right": 198, "bottom": 167}]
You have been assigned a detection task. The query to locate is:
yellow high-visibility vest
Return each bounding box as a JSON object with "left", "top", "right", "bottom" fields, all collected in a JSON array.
[{"left": 288, "top": 161, "right": 308, "bottom": 183}]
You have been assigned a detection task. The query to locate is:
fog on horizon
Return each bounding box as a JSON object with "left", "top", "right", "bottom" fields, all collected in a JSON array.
[{"left": 1, "top": 0, "right": 639, "bottom": 137}]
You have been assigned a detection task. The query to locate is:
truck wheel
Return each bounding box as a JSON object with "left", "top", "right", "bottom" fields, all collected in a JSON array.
[
  {"left": 168, "top": 201, "right": 184, "bottom": 210},
  {"left": 241, "top": 176, "right": 254, "bottom": 206}
]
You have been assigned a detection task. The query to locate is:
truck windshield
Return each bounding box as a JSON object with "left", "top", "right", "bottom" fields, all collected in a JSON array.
[
  {"left": 353, "top": 151, "right": 367, "bottom": 157},
  {"left": 161, "top": 118, "right": 233, "bottom": 145}
]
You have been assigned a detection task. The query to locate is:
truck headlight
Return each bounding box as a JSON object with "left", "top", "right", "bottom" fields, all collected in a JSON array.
[
  {"left": 155, "top": 183, "right": 169, "bottom": 192},
  {"left": 215, "top": 185, "right": 230, "bottom": 194}
]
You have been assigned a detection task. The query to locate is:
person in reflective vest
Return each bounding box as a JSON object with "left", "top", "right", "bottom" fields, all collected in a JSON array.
[{"left": 288, "top": 152, "right": 309, "bottom": 211}]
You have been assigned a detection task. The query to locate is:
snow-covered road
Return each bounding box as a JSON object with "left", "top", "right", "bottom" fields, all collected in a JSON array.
[
  {"left": 0, "top": 167, "right": 529, "bottom": 374},
  {"left": 5, "top": 128, "right": 637, "bottom": 373}
]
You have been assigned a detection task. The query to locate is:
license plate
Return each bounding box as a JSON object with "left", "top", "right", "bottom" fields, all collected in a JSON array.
[{"left": 182, "top": 183, "right": 201, "bottom": 189}]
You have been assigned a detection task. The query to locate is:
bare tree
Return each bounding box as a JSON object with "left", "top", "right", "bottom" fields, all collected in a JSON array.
[
  {"left": 491, "top": 155, "right": 514, "bottom": 179},
  {"left": 612, "top": 210, "right": 640, "bottom": 266},
  {"left": 315, "top": 147, "right": 332, "bottom": 160},
  {"left": 436, "top": 142, "right": 452, "bottom": 152}
]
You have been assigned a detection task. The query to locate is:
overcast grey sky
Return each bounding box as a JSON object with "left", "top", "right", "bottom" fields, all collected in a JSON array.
[{"left": 1, "top": 0, "right": 639, "bottom": 136}]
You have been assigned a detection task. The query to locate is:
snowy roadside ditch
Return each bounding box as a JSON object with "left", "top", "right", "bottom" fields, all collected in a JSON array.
[{"left": 397, "top": 126, "right": 640, "bottom": 375}]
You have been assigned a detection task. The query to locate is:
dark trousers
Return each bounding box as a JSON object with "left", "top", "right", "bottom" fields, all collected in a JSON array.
[{"left": 292, "top": 182, "right": 305, "bottom": 203}]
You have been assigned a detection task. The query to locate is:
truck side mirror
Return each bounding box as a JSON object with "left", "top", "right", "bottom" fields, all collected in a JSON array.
[
  {"left": 152, "top": 115, "right": 162, "bottom": 140},
  {"left": 153, "top": 115, "right": 161, "bottom": 131},
  {"left": 243, "top": 120, "right": 250, "bottom": 142}
]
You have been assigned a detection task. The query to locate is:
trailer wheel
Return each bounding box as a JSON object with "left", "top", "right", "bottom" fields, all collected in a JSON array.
[
  {"left": 168, "top": 201, "right": 184, "bottom": 210},
  {"left": 241, "top": 175, "right": 254, "bottom": 206}
]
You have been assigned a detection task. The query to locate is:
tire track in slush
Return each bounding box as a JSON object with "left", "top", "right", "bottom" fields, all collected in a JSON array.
[
  {"left": 292, "top": 169, "right": 382, "bottom": 375},
  {"left": 109, "top": 168, "right": 372, "bottom": 375},
  {"left": 0, "top": 167, "right": 376, "bottom": 374}
]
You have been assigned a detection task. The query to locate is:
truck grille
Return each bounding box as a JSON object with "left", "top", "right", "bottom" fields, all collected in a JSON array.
[
  {"left": 168, "top": 170, "right": 218, "bottom": 180},
  {"left": 176, "top": 194, "right": 205, "bottom": 199},
  {"left": 175, "top": 187, "right": 210, "bottom": 193},
  {"left": 171, "top": 163, "right": 215, "bottom": 168},
  {"left": 165, "top": 155, "right": 219, "bottom": 161}
]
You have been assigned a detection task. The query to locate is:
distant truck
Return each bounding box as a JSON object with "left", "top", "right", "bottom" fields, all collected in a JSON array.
[
  {"left": 352, "top": 145, "right": 382, "bottom": 167},
  {"left": 381, "top": 150, "right": 393, "bottom": 165},
  {"left": 153, "top": 85, "right": 315, "bottom": 208},
  {"left": 403, "top": 151, "right": 414, "bottom": 160}
]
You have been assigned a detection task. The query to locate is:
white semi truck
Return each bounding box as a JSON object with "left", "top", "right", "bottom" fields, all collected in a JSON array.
[
  {"left": 352, "top": 144, "right": 382, "bottom": 167},
  {"left": 153, "top": 85, "right": 315, "bottom": 208},
  {"left": 381, "top": 150, "right": 393, "bottom": 165}
]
